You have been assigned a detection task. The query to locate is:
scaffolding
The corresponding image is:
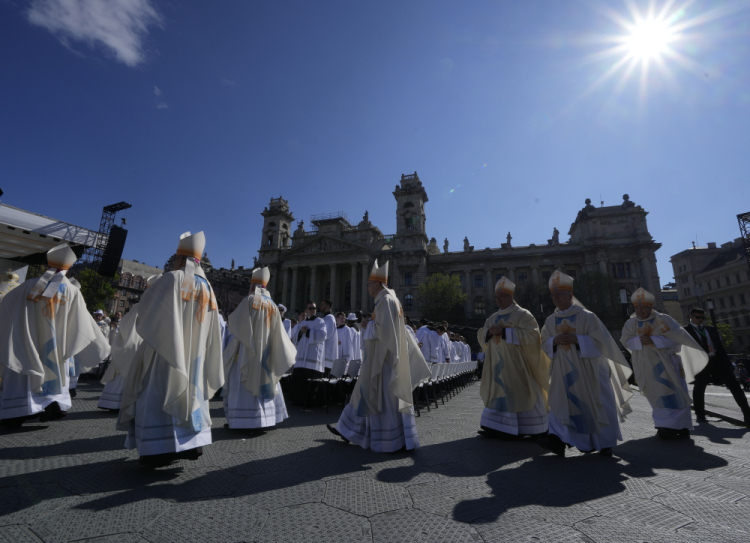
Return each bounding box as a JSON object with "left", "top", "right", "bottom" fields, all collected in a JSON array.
[{"left": 81, "top": 202, "right": 131, "bottom": 269}]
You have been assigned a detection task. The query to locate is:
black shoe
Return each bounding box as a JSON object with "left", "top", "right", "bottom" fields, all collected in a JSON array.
[
  {"left": 656, "top": 428, "right": 680, "bottom": 440},
  {"left": 695, "top": 415, "right": 708, "bottom": 423},
  {"left": 599, "top": 447, "right": 614, "bottom": 457},
  {"left": 327, "top": 424, "right": 349, "bottom": 443},
  {"left": 139, "top": 453, "right": 176, "bottom": 467},
  {"left": 677, "top": 429, "right": 691, "bottom": 439},
  {"left": 524, "top": 431, "right": 548, "bottom": 442},
  {"left": 538, "top": 434, "right": 565, "bottom": 457},
  {"left": 69, "top": 388, "right": 77, "bottom": 398},
  {"left": 39, "top": 402, "right": 66, "bottom": 423},
  {"left": 224, "top": 423, "right": 230, "bottom": 428}
]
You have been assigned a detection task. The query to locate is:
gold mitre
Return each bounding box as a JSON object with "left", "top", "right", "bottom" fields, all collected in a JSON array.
[
  {"left": 369, "top": 259, "right": 388, "bottom": 284},
  {"left": 176, "top": 231, "right": 205, "bottom": 260},
  {"left": 549, "top": 270, "right": 574, "bottom": 292},
  {"left": 251, "top": 267, "right": 270, "bottom": 288},
  {"left": 146, "top": 274, "right": 162, "bottom": 288},
  {"left": 631, "top": 287, "right": 655, "bottom": 306},
  {"left": 494, "top": 276, "right": 515, "bottom": 295},
  {"left": 47, "top": 244, "right": 77, "bottom": 271}
]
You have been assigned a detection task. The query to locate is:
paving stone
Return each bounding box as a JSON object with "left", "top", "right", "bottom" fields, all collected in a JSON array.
[
  {"left": 705, "top": 475, "right": 750, "bottom": 496},
  {"left": 652, "top": 493, "right": 750, "bottom": 531},
  {"left": 324, "top": 477, "right": 411, "bottom": 517},
  {"left": 235, "top": 471, "right": 326, "bottom": 510},
  {"left": 0, "top": 484, "right": 76, "bottom": 527},
  {"left": 363, "top": 457, "right": 439, "bottom": 487},
  {"left": 370, "top": 509, "right": 481, "bottom": 543},
  {"left": 256, "top": 503, "right": 371, "bottom": 543},
  {"left": 654, "top": 476, "right": 746, "bottom": 503},
  {"left": 474, "top": 510, "right": 592, "bottom": 543},
  {"left": 586, "top": 494, "right": 693, "bottom": 530},
  {"left": 143, "top": 467, "right": 245, "bottom": 501},
  {"left": 142, "top": 498, "right": 268, "bottom": 543},
  {"left": 575, "top": 516, "right": 691, "bottom": 543},
  {"left": 0, "top": 524, "right": 45, "bottom": 543},
  {"left": 678, "top": 523, "right": 750, "bottom": 543},
  {"left": 30, "top": 490, "right": 169, "bottom": 543},
  {"left": 409, "top": 478, "right": 502, "bottom": 523}
]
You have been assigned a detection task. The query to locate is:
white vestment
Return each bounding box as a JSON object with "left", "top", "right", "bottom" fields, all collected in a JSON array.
[
  {"left": 336, "top": 288, "right": 431, "bottom": 452},
  {"left": 282, "top": 318, "right": 292, "bottom": 339},
  {"left": 222, "top": 288, "right": 295, "bottom": 429},
  {"left": 322, "top": 313, "right": 338, "bottom": 370},
  {"left": 541, "top": 304, "right": 633, "bottom": 451},
  {"left": 117, "top": 267, "right": 224, "bottom": 455},
  {"left": 337, "top": 325, "right": 353, "bottom": 362},
  {"left": 0, "top": 273, "right": 110, "bottom": 420},
  {"left": 621, "top": 311, "right": 708, "bottom": 430},
  {"left": 99, "top": 306, "right": 143, "bottom": 410},
  {"left": 293, "top": 317, "right": 327, "bottom": 372},
  {"left": 349, "top": 326, "right": 362, "bottom": 364}
]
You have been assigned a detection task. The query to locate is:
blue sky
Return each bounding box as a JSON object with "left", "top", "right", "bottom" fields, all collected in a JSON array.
[{"left": 1, "top": 0, "right": 749, "bottom": 284}]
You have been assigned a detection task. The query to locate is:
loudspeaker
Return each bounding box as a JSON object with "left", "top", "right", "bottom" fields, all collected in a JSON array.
[{"left": 98, "top": 225, "right": 128, "bottom": 277}]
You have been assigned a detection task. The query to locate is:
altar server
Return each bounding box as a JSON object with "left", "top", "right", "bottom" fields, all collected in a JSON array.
[
  {"left": 328, "top": 260, "right": 431, "bottom": 452},
  {"left": 117, "top": 232, "right": 224, "bottom": 465},
  {"left": 478, "top": 277, "right": 550, "bottom": 439},
  {"left": 98, "top": 274, "right": 161, "bottom": 411},
  {"left": 538, "top": 271, "right": 633, "bottom": 457},
  {"left": 278, "top": 304, "right": 292, "bottom": 339},
  {"left": 347, "top": 313, "right": 362, "bottom": 368},
  {"left": 336, "top": 312, "right": 354, "bottom": 362},
  {"left": 0, "top": 244, "right": 110, "bottom": 427},
  {"left": 223, "top": 267, "right": 295, "bottom": 429},
  {"left": 621, "top": 288, "right": 708, "bottom": 439},
  {"left": 291, "top": 300, "right": 327, "bottom": 402},
  {"left": 321, "top": 299, "right": 338, "bottom": 373}
]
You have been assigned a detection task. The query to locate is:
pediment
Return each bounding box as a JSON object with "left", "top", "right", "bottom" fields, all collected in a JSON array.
[{"left": 284, "top": 234, "right": 373, "bottom": 258}]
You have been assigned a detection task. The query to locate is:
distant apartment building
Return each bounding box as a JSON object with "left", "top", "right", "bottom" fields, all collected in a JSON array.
[
  {"left": 108, "top": 259, "right": 164, "bottom": 314},
  {"left": 660, "top": 282, "right": 682, "bottom": 322},
  {"left": 671, "top": 238, "right": 750, "bottom": 352}
]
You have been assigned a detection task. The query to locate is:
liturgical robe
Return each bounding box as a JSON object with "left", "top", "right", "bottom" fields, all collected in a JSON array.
[{"left": 98, "top": 305, "right": 144, "bottom": 410}]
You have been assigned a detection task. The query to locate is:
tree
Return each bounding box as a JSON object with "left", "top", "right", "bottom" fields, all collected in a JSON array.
[
  {"left": 706, "top": 317, "right": 734, "bottom": 349},
  {"left": 74, "top": 268, "right": 119, "bottom": 312},
  {"left": 513, "top": 281, "right": 551, "bottom": 327},
  {"left": 415, "top": 273, "right": 467, "bottom": 324},
  {"left": 573, "top": 272, "right": 625, "bottom": 331}
]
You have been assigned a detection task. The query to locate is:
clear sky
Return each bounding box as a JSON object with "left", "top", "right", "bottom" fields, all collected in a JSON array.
[{"left": 1, "top": 0, "right": 749, "bottom": 284}]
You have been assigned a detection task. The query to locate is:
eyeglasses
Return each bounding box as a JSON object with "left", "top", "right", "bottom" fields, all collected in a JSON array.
[
  {"left": 693, "top": 316, "right": 705, "bottom": 320},
  {"left": 307, "top": 306, "right": 316, "bottom": 310}
]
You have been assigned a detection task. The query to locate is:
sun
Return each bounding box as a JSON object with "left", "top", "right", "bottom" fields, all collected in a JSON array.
[{"left": 625, "top": 17, "right": 675, "bottom": 60}]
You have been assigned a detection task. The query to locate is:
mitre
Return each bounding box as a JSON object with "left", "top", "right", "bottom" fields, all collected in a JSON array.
[
  {"left": 176, "top": 231, "right": 205, "bottom": 260},
  {"left": 369, "top": 259, "right": 388, "bottom": 284},
  {"left": 631, "top": 287, "right": 655, "bottom": 306},
  {"left": 549, "top": 270, "right": 574, "bottom": 292},
  {"left": 494, "top": 276, "right": 516, "bottom": 295}
]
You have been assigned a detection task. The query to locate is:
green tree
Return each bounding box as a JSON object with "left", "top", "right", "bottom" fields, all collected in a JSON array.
[
  {"left": 706, "top": 317, "right": 734, "bottom": 349},
  {"left": 573, "top": 272, "right": 625, "bottom": 331},
  {"left": 74, "top": 268, "right": 119, "bottom": 312},
  {"left": 415, "top": 273, "right": 467, "bottom": 324},
  {"left": 513, "top": 281, "right": 552, "bottom": 327}
]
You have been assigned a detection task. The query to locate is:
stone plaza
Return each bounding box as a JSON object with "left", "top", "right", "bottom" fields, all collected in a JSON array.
[{"left": 1, "top": 377, "right": 749, "bottom": 543}]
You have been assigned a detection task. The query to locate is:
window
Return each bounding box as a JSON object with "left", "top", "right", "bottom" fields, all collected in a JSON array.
[
  {"left": 474, "top": 296, "right": 486, "bottom": 316},
  {"left": 745, "top": 315, "right": 750, "bottom": 326},
  {"left": 706, "top": 282, "right": 711, "bottom": 292},
  {"left": 733, "top": 317, "right": 740, "bottom": 327},
  {"left": 730, "top": 296, "right": 736, "bottom": 307},
  {"left": 719, "top": 298, "right": 726, "bottom": 309},
  {"left": 611, "top": 263, "right": 632, "bottom": 279},
  {"left": 542, "top": 271, "right": 551, "bottom": 283},
  {"left": 457, "top": 275, "right": 464, "bottom": 287},
  {"left": 119, "top": 300, "right": 125, "bottom": 307},
  {"left": 567, "top": 270, "right": 577, "bottom": 279},
  {"left": 740, "top": 294, "right": 746, "bottom": 305},
  {"left": 123, "top": 278, "right": 130, "bottom": 287},
  {"left": 495, "top": 273, "right": 504, "bottom": 283},
  {"left": 726, "top": 276, "right": 731, "bottom": 287},
  {"left": 404, "top": 294, "right": 414, "bottom": 311},
  {"left": 268, "top": 222, "right": 276, "bottom": 227},
  {"left": 474, "top": 274, "right": 483, "bottom": 287},
  {"left": 517, "top": 272, "right": 528, "bottom": 284},
  {"left": 736, "top": 273, "right": 742, "bottom": 284},
  {"left": 715, "top": 280, "right": 720, "bottom": 290},
  {"left": 267, "top": 235, "right": 273, "bottom": 246},
  {"left": 686, "top": 287, "right": 691, "bottom": 296},
  {"left": 404, "top": 272, "right": 413, "bottom": 286},
  {"left": 403, "top": 201, "right": 414, "bottom": 208}
]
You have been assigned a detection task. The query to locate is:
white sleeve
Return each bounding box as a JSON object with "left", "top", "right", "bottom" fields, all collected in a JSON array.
[
  {"left": 652, "top": 336, "right": 679, "bottom": 350},
  {"left": 505, "top": 328, "right": 520, "bottom": 346},
  {"left": 577, "top": 335, "right": 603, "bottom": 359},
  {"left": 543, "top": 337, "right": 555, "bottom": 359},
  {"left": 625, "top": 337, "right": 642, "bottom": 351},
  {"left": 309, "top": 324, "right": 326, "bottom": 344},
  {"left": 362, "top": 321, "right": 378, "bottom": 340}
]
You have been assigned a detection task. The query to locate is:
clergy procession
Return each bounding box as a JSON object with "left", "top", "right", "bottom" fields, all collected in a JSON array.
[{"left": 0, "top": 231, "right": 728, "bottom": 470}]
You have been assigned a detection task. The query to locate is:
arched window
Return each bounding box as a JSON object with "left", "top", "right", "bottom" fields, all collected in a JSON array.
[
  {"left": 404, "top": 294, "right": 414, "bottom": 311},
  {"left": 474, "top": 296, "right": 486, "bottom": 316},
  {"left": 404, "top": 201, "right": 414, "bottom": 208},
  {"left": 268, "top": 222, "right": 276, "bottom": 227}
]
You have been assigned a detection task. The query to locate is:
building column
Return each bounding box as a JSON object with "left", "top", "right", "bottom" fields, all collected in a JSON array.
[
  {"left": 281, "top": 266, "right": 289, "bottom": 307},
  {"left": 310, "top": 265, "right": 317, "bottom": 305},
  {"left": 597, "top": 253, "right": 608, "bottom": 274},
  {"left": 350, "top": 262, "right": 357, "bottom": 312},
  {"left": 362, "top": 259, "right": 370, "bottom": 312},
  {"left": 531, "top": 266, "right": 540, "bottom": 284},
  {"left": 507, "top": 267, "right": 516, "bottom": 282},
  {"left": 640, "top": 254, "right": 652, "bottom": 291},
  {"left": 290, "top": 266, "right": 298, "bottom": 313},
  {"left": 485, "top": 269, "right": 494, "bottom": 311},
  {"left": 330, "top": 263, "right": 338, "bottom": 310},
  {"left": 464, "top": 269, "right": 472, "bottom": 317}
]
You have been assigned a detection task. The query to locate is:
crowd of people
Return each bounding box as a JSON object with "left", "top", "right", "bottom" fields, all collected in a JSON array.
[{"left": 0, "top": 232, "right": 746, "bottom": 468}]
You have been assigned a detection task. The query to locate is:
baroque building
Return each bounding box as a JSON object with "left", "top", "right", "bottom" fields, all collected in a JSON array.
[{"left": 255, "top": 173, "right": 663, "bottom": 321}]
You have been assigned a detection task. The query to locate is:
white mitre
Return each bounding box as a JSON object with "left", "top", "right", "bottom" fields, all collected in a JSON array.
[
  {"left": 250, "top": 267, "right": 270, "bottom": 290},
  {"left": 631, "top": 287, "right": 655, "bottom": 307},
  {"left": 494, "top": 276, "right": 516, "bottom": 295},
  {"left": 48, "top": 243, "right": 77, "bottom": 270},
  {"left": 549, "top": 270, "right": 574, "bottom": 292},
  {"left": 176, "top": 231, "right": 205, "bottom": 261},
  {"left": 369, "top": 259, "right": 388, "bottom": 285}
]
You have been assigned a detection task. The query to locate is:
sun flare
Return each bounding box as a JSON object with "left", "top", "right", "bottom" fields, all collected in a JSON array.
[{"left": 625, "top": 18, "right": 675, "bottom": 60}]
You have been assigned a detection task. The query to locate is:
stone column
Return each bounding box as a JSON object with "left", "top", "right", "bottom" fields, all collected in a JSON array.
[
  {"left": 290, "top": 266, "right": 298, "bottom": 312},
  {"left": 330, "top": 263, "right": 338, "bottom": 310},
  {"left": 309, "top": 266, "right": 317, "bottom": 305},
  {"left": 281, "top": 266, "right": 289, "bottom": 307},
  {"left": 507, "top": 267, "right": 516, "bottom": 282},
  {"left": 464, "top": 269, "right": 472, "bottom": 318},
  {"left": 362, "top": 260, "right": 370, "bottom": 311},
  {"left": 640, "top": 253, "right": 652, "bottom": 291},
  {"left": 531, "top": 266, "right": 540, "bottom": 284},
  {"left": 485, "top": 269, "right": 494, "bottom": 312},
  {"left": 350, "top": 262, "right": 357, "bottom": 311},
  {"left": 597, "top": 252, "right": 608, "bottom": 275}
]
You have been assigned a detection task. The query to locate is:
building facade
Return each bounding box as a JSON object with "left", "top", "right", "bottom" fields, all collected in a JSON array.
[
  {"left": 255, "top": 173, "right": 663, "bottom": 323},
  {"left": 671, "top": 238, "right": 750, "bottom": 352},
  {"left": 108, "top": 259, "right": 164, "bottom": 314}
]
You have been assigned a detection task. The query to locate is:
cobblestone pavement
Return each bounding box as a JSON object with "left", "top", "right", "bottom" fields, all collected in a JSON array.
[
  {"left": 1, "top": 378, "right": 749, "bottom": 543},
  {"left": 702, "top": 384, "right": 750, "bottom": 422}
]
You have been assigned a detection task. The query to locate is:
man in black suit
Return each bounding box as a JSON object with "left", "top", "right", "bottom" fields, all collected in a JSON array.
[{"left": 684, "top": 308, "right": 750, "bottom": 426}]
